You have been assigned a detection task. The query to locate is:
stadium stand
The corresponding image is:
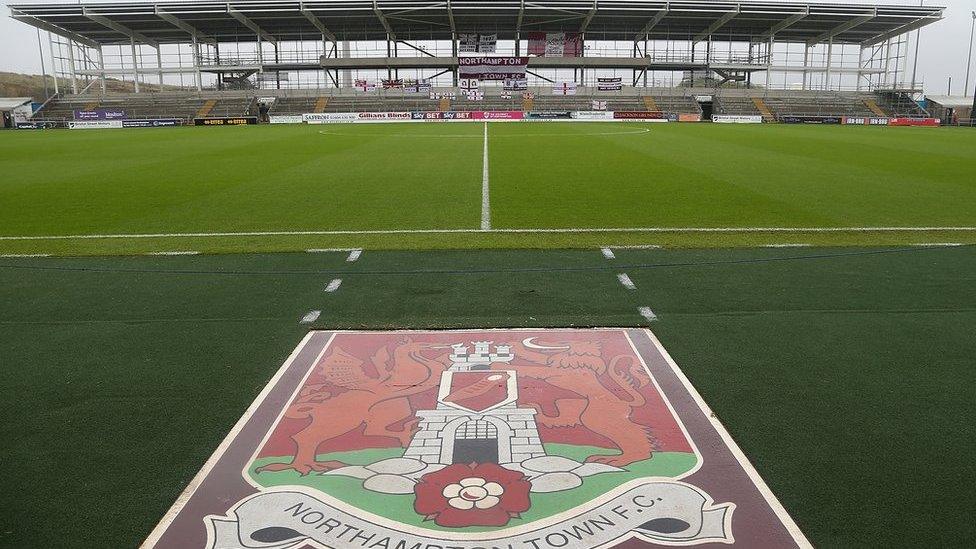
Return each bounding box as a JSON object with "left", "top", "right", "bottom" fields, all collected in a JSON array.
[{"left": 28, "top": 88, "right": 930, "bottom": 123}]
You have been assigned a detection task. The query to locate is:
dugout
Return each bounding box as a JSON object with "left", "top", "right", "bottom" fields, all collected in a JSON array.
[
  {"left": 925, "top": 96, "right": 974, "bottom": 125},
  {"left": 0, "top": 97, "right": 33, "bottom": 129}
]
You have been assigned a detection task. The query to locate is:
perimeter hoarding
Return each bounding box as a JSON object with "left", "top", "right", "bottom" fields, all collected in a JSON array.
[
  {"left": 142, "top": 329, "right": 810, "bottom": 549},
  {"left": 194, "top": 117, "right": 258, "bottom": 126}
]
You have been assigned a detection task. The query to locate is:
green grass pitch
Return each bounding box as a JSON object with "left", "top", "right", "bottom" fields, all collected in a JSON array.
[
  {"left": 1, "top": 123, "right": 975, "bottom": 548},
  {"left": 1, "top": 123, "right": 975, "bottom": 255}
]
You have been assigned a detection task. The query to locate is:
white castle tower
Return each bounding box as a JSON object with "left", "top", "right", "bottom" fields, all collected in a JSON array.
[{"left": 402, "top": 341, "right": 547, "bottom": 465}]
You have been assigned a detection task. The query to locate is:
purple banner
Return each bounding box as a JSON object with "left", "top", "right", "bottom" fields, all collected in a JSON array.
[{"left": 74, "top": 109, "right": 126, "bottom": 120}]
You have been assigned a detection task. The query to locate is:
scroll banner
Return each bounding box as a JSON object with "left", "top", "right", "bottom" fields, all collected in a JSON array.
[
  {"left": 207, "top": 484, "right": 733, "bottom": 549},
  {"left": 598, "top": 77, "right": 622, "bottom": 91},
  {"left": 458, "top": 33, "right": 497, "bottom": 54},
  {"left": 527, "top": 32, "right": 582, "bottom": 57},
  {"left": 458, "top": 57, "right": 528, "bottom": 80}
]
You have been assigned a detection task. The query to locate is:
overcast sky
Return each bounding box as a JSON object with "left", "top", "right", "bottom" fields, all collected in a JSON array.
[{"left": 1, "top": 0, "right": 974, "bottom": 96}]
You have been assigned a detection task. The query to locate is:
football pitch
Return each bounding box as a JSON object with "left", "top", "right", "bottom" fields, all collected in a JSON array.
[
  {"left": 2, "top": 122, "right": 975, "bottom": 255},
  {"left": 1, "top": 123, "right": 976, "bottom": 549}
]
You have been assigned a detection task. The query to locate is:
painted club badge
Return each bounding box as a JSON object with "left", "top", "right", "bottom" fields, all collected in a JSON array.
[{"left": 143, "top": 330, "right": 810, "bottom": 549}]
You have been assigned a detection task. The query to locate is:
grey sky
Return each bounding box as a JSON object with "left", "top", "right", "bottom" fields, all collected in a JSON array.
[{"left": 1, "top": 0, "right": 974, "bottom": 95}]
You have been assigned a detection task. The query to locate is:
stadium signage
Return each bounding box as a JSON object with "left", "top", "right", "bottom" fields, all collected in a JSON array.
[
  {"left": 194, "top": 117, "right": 258, "bottom": 126},
  {"left": 74, "top": 109, "right": 125, "bottom": 120},
  {"left": 68, "top": 120, "right": 123, "bottom": 129},
  {"left": 458, "top": 56, "right": 529, "bottom": 80},
  {"left": 269, "top": 115, "right": 304, "bottom": 124},
  {"left": 613, "top": 111, "right": 674, "bottom": 121},
  {"left": 712, "top": 115, "right": 763, "bottom": 124},
  {"left": 302, "top": 112, "right": 357, "bottom": 124},
  {"left": 472, "top": 111, "right": 524, "bottom": 120},
  {"left": 571, "top": 111, "right": 615, "bottom": 120},
  {"left": 779, "top": 115, "right": 841, "bottom": 124},
  {"left": 526, "top": 111, "right": 573, "bottom": 119},
  {"left": 841, "top": 117, "right": 889, "bottom": 125},
  {"left": 121, "top": 118, "right": 181, "bottom": 128},
  {"left": 889, "top": 117, "right": 940, "bottom": 126},
  {"left": 143, "top": 329, "right": 809, "bottom": 549}
]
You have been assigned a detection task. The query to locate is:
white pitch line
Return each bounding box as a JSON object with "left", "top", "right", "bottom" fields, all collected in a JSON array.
[
  {"left": 145, "top": 251, "right": 200, "bottom": 256},
  {"left": 609, "top": 244, "right": 663, "bottom": 249},
  {"left": 481, "top": 122, "right": 491, "bottom": 231},
  {"left": 300, "top": 310, "right": 321, "bottom": 324},
  {"left": 0, "top": 253, "right": 51, "bottom": 258},
  {"left": 913, "top": 242, "right": 964, "bottom": 247},
  {"left": 638, "top": 306, "right": 658, "bottom": 322},
  {"left": 2, "top": 226, "right": 975, "bottom": 241},
  {"left": 306, "top": 247, "right": 358, "bottom": 253},
  {"left": 325, "top": 278, "right": 342, "bottom": 293},
  {"left": 346, "top": 249, "right": 362, "bottom": 262},
  {"left": 600, "top": 247, "right": 616, "bottom": 259},
  {"left": 617, "top": 273, "right": 637, "bottom": 290},
  {"left": 762, "top": 243, "right": 811, "bottom": 248}
]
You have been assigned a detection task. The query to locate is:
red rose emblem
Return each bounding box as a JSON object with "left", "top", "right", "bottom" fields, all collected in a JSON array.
[{"left": 414, "top": 463, "right": 531, "bottom": 527}]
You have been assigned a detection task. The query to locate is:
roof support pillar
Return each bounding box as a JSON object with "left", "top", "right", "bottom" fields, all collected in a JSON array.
[
  {"left": 131, "top": 38, "right": 140, "bottom": 93},
  {"left": 47, "top": 32, "right": 59, "bottom": 95},
  {"left": 98, "top": 47, "right": 106, "bottom": 94},
  {"left": 192, "top": 35, "right": 202, "bottom": 91},
  {"left": 825, "top": 39, "right": 833, "bottom": 90},
  {"left": 66, "top": 38, "right": 78, "bottom": 94}
]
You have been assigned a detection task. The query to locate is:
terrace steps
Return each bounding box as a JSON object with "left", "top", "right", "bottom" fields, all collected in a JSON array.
[
  {"left": 83, "top": 101, "right": 100, "bottom": 111},
  {"left": 313, "top": 97, "right": 329, "bottom": 113},
  {"left": 752, "top": 97, "right": 775, "bottom": 121},
  {"left": 864, "top": 98, "right": 888, "bottom": 117},
  {"left": 642, "top": 96, "right": 659, "bottom": 111},
  {"left": 522, "top": 97, "right": 534, "bottom": 111},
  {"left": 196, "top": 99, "right": 217, "bottom": 118},
  {"left": 439, "top": 97, "right": 450, "bottom": 111}
]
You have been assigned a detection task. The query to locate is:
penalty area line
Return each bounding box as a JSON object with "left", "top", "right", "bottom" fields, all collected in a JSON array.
[{"left": 3, "top": 226, "right": 976, "bottom": 241}]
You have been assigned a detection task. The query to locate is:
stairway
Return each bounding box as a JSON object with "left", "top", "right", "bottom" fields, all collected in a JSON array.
[
  {"left": 196, "top": 99, "right": 217, "bottom": 118},
  {"left": 83, "top": 101, "right": 100, "bottom": 111},
  {"left": 439, "top": 97, "right": 450, "bottom": 112},
  {"left": 313, "top": 97, "right": 329, "bottom": 113},
  {"left": 751, "top": 97, "right": 775, "bottom": 121},
  {"left": 864, "top": 98, "right": 888, "bottom": 117},
  {"left": 642, "top": 96, "right": 659, "bottom": 111},
  {"left": 522, "top": 97, "right": 534, "bottom": 111}
]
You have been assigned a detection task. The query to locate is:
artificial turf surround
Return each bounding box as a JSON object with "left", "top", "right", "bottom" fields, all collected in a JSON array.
[
  {"left": 1, "top": 245, "right": 974, "bottom": 548},
  {"left": 2, "top": 122, "right": 975, "bottom": 255}
]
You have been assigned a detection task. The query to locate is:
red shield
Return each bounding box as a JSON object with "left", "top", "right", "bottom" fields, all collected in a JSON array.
[{"left": 438, "top": 371, "right": 515, "bottom": 412}]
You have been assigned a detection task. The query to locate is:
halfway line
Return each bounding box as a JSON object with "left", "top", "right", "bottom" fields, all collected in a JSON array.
[{"left": 481, "top": 122, "right": 491, "bottom": 231}]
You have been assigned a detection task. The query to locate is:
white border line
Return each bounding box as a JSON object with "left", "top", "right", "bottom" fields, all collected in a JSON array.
[
  {"left": 638, "top": 306, "right": 658, "bottom": 322},
  {"left": 481, "top": 122, "right": 491, "bottom": 230},
  {"left": 324, "top": 279, "right": 342, "bottom": 293},
  {"left": 139, "top": 331, "right": 321, "bottom": 549},
  {"left": 3, "top": 226, "right": 974, "bottom": 241},
  {"left": 600, "top": 247, "right": 616, "bottom": 259},
  {"left": 300, "top": 310, "right": 321, "bottom": 323},
  {"left": 345, "top": 248, "right": 362, "bottom": 262},
  {"left": 617, "top": 272, "right": 637, "bottom": 290},
  {"left": 643, "top": 329, "right": 813, "bottom": 548},
  {"left": 145, "top": 251, "right": 200, "bottom": 256},
  {"left": 0, "top": 253, "right": 51, "bottom": 258}
]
